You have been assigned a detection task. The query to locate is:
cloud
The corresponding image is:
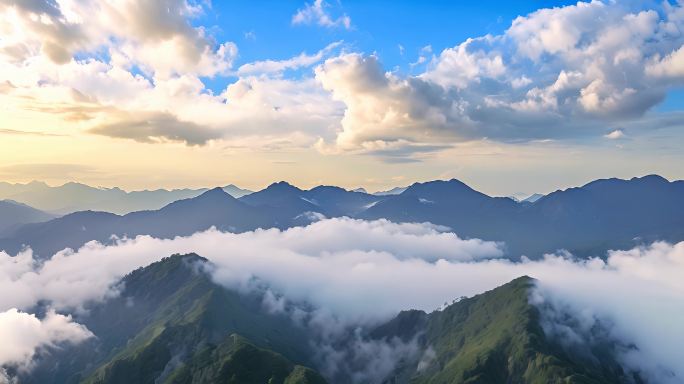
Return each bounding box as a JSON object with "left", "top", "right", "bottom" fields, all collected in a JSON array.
[
  {"left": 647, "top": 45, "right": 684, "bottom": 80},
  {"left": 604, "top": 129, "right": 626, "bottom": 140},
  {"left": 237, "top": 41, "right": 342, "bottom": 76},
  {"left": 0, "top": 129, "right": 64, "bottom": 137},
  {"left": 88, "top": 111, "right": 223, "bottom": 145},
  {"left": 292, "top": 0, "right": 351, "bottom": 30},
  {"left": 0, "top": 0, "right": 236, "bottom": 77},
  {"left": 0, "top": 308, "right": 92, "bottom": 374},
  {"left": 311, "top": 1, "right": 684, "bottom": 156},
  {"left": 315, "top": 54, "right": 466, "bottom": 155},
  {"left": 1, "top": 220, "right": 684, "bottom": 381},
  {"left": 0, "top": 218, "right": 503, "bottom": 312}
]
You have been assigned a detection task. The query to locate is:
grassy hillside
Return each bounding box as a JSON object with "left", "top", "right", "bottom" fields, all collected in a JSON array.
[
  {"left": 25, "top": 254, "right": 324, "bottom": 384},
  {"left": 164, "top": 334, "right": 326, "bottom": 384},
  {"left": 376, "top": 277, "right": 636, "bottom": 384},
  {"left": 25, "top": 257, "right": 640, "bottom": 384}
]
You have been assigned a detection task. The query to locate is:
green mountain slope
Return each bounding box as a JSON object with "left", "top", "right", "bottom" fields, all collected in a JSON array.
[
  {"left": 28, "top": 254, "right": 325, "bottom": 384},
  {"left": 165, "top": 334, "right": 326, "bottom": 384},
  {"left": 25, "top": 258, "right": 641, "bottom": 384},
  {"left": 375, "top": 277, "right": 637, "bottom": 384}
]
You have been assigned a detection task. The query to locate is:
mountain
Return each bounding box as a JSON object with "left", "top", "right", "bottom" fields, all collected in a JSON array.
[
  {"left": 373, "top": 277, "right": 635, "bottom": 383},
  {"left": 0, "top": 181, "right": 252, "bottom": 215},
  {"left": 25, "top": 254, "right": 326, "bottom": 384},
  {"left": 22, "top": 257, "right": 637, "bottom": 383},
  {"left": 373, "top": 186, "right": 407, "bottom": 196},
  {"left": 0, "top": 183, "right": 380, "bottom": 258},
  {"left": 0, "top": 188, "right": 276, "bottom": 258},
  {"left": 521, "top": 193, "right": 544, "bottom": 203},
  {"left": 2, "top": 175, "right": 683, "bottom": 260},
  {"left": 222, "top": 184, "right": 253, "bottom": 198},
  {"left": 0, "top": 200, "right": 56, "bottom": 235},
  {"left": 240, "top": 182, "right": 381, "bottom": 219},
  {"left": 359, "top": 179, "right": 519, "bottom": 243},
  {"left": 361, "top": 175, "right": 684, "bottom": 258}
]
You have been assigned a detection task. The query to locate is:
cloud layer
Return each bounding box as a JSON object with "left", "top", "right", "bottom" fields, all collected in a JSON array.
[
  {"left": 0, "top": 308, "right": 92, "bottom": 379},
  {"left": 0, "top": 218, "right": 683, "bottom": 381}
]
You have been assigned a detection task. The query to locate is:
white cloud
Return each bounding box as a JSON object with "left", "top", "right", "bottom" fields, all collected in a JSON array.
[
  {"left": 0, "top": 0, "right": 237, "bottom": 77},
  {"left": 1, "top": 219, "right": 684, "bottom": 381},
  {"left": 0, "top": 218, "right": 503, "bottom": 313},
  {"left": 604, "top": 129, "right": 625, "bottom": 139},
  {"left": 237, "top": 41, "right": 342, "bottom": 76},
  {"left": 292, "top": 0, "right": 351, "bottom": 30},
  {"left": 421, "top": 37, "right": 506, "bottom": 89},
  {"left": 647, "top": 45, "right": 684, "bottom": 80},
  {"left": 312, "top": 1, "right": 684, "bottom": 155},
  {"left": 315, "top": 53, "right": 466, "bottom": 155},
  {"left": 0, "top": 308, "right": 92, "bottom": 374}
]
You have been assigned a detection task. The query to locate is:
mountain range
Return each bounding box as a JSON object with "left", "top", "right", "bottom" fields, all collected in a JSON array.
[
  {"left": 0, "top": 181, "right": 253, "bottom": 215},
  {"left": 20, "top": 254, "right": 638, "bottom": 384},
  {"left": 0, "top": 199, "right": 56, "bottom": 236},
  {"left": 1, "top": 175, "right": 682, "bottom": 259}
]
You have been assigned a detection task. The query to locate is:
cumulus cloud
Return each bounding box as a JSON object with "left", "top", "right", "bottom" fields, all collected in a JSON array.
[
  {"left": 0, "top": 308, "right": 92, "bottom": 375},
  {"left": 1, "top": 219, "right": 684, "bottom": 381},
  {"left": 292, "top": 0, "right": 351, "bottom": 30},
  {"left": 604, "top": 129, "right": 626, "bottom": 140},
  {"left": 315, "top": 54, "right": 465, "bottom": 155},
  {"left": 312, "top": 1, "right": 684, "bottom": 155},
  {"left": 0, "top": 0, "right": 236, "bottom": 77}
]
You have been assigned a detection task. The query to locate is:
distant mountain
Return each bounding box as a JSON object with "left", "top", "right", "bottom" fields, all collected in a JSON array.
[
  {"left": 26, "top": 254, "right": 325, "bottom": 384},
  {"left": 0, "top": 181, "right": 252, "bottom": 214},
  {"left": 222, "top": 184, "right": 253, "bottom": 198},
  {"left": 0, "top": 200, "right": 56, "bottom": 235},
  {"left": 373, "top": 276, "right": 633, "bottom": 383},
  {"left": 2, "top": 175, "right": 683, "bottom": 260},
  {"left": 351, "top": 187, "right": 368, "bottom": 194},
  {"left": 240, "top": 182, "right": 381, "bottom": 218},
  {"left": 359, "top": 179, "right": 519, "bottom": 244},
  {"left": 361, "top": 175, "right": 684, "bottom": 258},
  {"left": 521, "top": 193, "right": 544, "bottom": 203},
  {"left": 23, "top": 256, "right": 636, "bottom": 383},
  {"left": 373, "top": 186, "right": 407, "bottom": 196},
  {"left": 0, "top": 188, "right": 276, "bottom": 258}
]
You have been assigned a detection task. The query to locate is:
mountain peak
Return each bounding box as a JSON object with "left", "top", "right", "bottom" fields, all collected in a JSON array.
[
  {"left": 402, "top": 178, "right": 483, "bottom": 200},
  {"left": 632, "top": 174, "right": 669, "bottom": 184},
  {"left": 198, "top": 186, "right": 233, "bottom": 198},
  {"left": 265, "top": 181, "right": 302, "bottom": 193},
  {"left": 582, "top": 174, "right": 670, "bottom": 191}
]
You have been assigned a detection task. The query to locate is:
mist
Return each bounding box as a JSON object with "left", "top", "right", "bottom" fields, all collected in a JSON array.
[{"left": 0, "top": 218, "right": 682, "bottom": 382}]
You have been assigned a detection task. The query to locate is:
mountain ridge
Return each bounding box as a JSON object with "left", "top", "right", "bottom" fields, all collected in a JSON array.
[{"left": 1, "top": 174, "right": 683, "bottom": 260}]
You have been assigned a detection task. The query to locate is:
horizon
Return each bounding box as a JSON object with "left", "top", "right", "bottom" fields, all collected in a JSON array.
[{"left": 0, "top": 172, "right": 678, "bottom": 197}]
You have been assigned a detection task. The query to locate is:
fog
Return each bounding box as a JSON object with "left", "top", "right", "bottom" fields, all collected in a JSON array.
[{"left": 0, "top": 218, "right": 682, "bottom": 382}]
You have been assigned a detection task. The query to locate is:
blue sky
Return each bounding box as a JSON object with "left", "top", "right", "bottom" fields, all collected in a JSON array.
[{"left": 199, "top": 0, "right": 578, "bottom": 91}]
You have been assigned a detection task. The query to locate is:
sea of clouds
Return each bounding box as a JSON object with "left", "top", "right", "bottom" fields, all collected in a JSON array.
[{"left": 0, "top": 217, "right": 683, "bottom": 383}]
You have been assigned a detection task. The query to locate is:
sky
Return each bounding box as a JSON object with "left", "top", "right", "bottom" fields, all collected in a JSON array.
[{"left": 0, "top": 0, "right": 683, "bottom": 196}]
